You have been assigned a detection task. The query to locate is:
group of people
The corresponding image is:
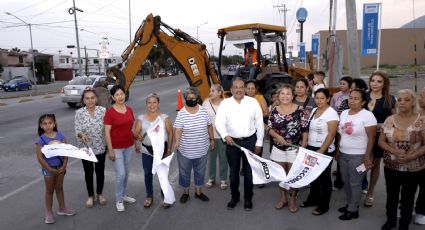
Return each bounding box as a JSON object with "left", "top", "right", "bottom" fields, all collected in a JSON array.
[{"left": 35, "top": 72, "right": 424, "bottom": 230}]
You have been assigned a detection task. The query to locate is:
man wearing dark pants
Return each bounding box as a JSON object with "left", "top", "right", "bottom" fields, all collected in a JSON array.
[{"left": 215, "top": 78, "right": 264, "bottom": 211}]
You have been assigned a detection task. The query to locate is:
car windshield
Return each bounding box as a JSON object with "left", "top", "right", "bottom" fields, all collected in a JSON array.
[
  {"left": 69, "top": 77, "right": 96, "bottom": 85},
  {"left": 8, "top": 79, "right": 18, "bottom": 84}
]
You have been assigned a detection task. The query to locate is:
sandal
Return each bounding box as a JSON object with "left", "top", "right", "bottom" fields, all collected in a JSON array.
[
  {"left": 274, "top": 200, "right": 288, "bottom": 210},
  {"left": 220, "top": 181, "right": 228, "bottom": 190},
  {"left": 364, "top": 195, "right": 374, "bottom": 207},
  {"left": 162, "top": 203, "right": 172, "bottom": 209},
  {"left": 143, "top": 197, "right": 153, "bottom": 208},
  {"left": 289, "top": 199, "right": 299, "bottom": 213},
  {"left": 206, "top": 179, "right": 215, "bottom": 188}
]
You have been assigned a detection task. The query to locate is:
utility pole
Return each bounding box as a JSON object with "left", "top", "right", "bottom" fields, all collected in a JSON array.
[
  {"left": 345, "top": 0, "right": 361, "bottom": 78},
  {"left": 129, "top": 0, "right": 132, "bottom": 43},
  {"left": 274, "top": 4, "right": 289, "bottom": 52},
  {"left": 69, "top": 0, "right": 83, "bottom": 77},
  {"left": 209, "top": 42, "right": 215, "bottom": 58},
  {"left": 4, "top": 12, "right": 38, "bottom": 93}
]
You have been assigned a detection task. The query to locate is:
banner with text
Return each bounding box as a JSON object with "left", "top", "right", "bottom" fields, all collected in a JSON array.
[
  {"left": 42, "top": 144, "right": 98, "bottom": 162},
  {"left": 299, "top": 42, "right": 306, "bottom": 61},
  {"left": 312, "top": 34, "right": 320, "bottom": 58},
  {"left": 361, "top": 3, "right": 380, "bottom": 56},
  {"left": 279, "top": 147, "right": 333, "bottom": 189},
  {"left": 241, "top": 147, "right": 286, "bottom": 184}
]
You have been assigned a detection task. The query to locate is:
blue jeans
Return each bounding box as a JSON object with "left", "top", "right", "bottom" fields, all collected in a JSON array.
[
  {"left": 113, "top": 147, "right": 133, "bottom": 202},
  {"left": 142, "top": 153, "right": 153, "bottom": 198},
  {"left": 177, "top": 150, "right": 208, "bottom": 188}
]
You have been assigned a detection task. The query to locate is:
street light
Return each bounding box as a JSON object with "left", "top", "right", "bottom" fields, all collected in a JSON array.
[
  {"left": 4, "top": 12, "right": 37, "bottom": 92},
  {"left": 196, "top": 21, "right": 208, "bottom": 40}
]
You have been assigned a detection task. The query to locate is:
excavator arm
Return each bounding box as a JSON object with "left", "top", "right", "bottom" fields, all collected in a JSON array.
[{"left": 109, "top": 14, "right": 219, "bottom": 101}]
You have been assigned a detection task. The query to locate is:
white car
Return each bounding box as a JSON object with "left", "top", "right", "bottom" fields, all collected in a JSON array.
[{"left": 60, "top": 75, "right": 114, "bottom": 108}]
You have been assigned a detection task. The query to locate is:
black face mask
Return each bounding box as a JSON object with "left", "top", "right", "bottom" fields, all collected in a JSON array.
[{"left": 185, "top": 99, "right": 198, "bottom": 107}]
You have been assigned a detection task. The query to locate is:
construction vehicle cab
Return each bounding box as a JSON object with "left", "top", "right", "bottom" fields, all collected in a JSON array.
[{"left": 217, "top": 23, "right": 311, "bottom": 99}]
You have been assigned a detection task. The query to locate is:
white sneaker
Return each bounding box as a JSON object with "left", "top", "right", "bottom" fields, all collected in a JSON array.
[
  {"left": 415, "top": 214, "right": 425, "bottom": 225},
  {"left": 116, "top": 202, "right": 125, "bottom": 212},
  {"left": 123, "top": 195, "right": 136, "bottom": 203}
]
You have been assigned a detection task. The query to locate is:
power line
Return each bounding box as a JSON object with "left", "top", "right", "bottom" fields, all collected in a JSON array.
[{"left": 10, "top": 0, "right": 52, "bottom": 14}]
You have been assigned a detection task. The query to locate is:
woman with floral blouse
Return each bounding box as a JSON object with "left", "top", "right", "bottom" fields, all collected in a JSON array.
[
  {"left": 379, "top": 89, "right": 425, "bottom": 230},
  {"left": 268, "top": 84, "right": 308, "bottom": 213},
  {"left": 74, "top": 89, "right": 107, "bottom": 208}
]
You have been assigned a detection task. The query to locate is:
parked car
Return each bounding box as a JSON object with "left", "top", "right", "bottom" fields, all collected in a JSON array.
[
  {"left": 0, "top": 79, "right": 4, "bottom": 90},
  {"left": 61, "top": 75, "right": 114, "bottom": 108},
  {"left": 3, "top": 78, "right": 32, "bottom": 91}
]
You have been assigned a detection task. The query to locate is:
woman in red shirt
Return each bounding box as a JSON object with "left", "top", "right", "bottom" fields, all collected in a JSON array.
[{"left": 104, "top": 85, "right": 137, "bottom": 212}]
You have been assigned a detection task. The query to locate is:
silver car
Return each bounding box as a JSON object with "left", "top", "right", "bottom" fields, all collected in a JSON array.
[{"left": 61, "top": 75, "right": 113, "bottom": 108}]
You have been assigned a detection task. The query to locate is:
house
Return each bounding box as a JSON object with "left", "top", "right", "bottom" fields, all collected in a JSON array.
[{"left": 0, "top": 48, "right": 54, "bottom": 83}]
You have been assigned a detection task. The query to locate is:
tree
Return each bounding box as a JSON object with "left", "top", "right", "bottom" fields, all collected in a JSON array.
[{"left": 10, "top": 47, "right": 21, "bottom": 53}]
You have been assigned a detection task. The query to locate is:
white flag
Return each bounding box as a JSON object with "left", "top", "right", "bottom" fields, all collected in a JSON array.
[
  {"left": 146, "top": 116, "right": 175, "bottom": 204},
  {"left": 240, "top": 147, "right": 286, "bottom": 184},
  {"left": 279, "top": 147, "right": 332, "bottom": 189},
  {"left": 42, "top": 144, "right": 98, "bottom": 162}
]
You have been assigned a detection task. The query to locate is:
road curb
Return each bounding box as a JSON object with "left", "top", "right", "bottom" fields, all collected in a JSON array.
[{"left": 18, "top": 98, "right": 33, "bottom": 103}]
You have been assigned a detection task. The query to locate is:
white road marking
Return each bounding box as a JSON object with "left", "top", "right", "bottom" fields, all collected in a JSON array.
[
  {"left": 141, "top": 166, "right": 179, "bottom": 230},
  {"left": 0, "top": 159, "right": 80, "bottom": 202}
]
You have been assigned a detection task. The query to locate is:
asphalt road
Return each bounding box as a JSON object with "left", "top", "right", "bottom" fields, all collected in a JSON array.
[{"left": 0, "top": 75, "right": 422, "bottom": 230}]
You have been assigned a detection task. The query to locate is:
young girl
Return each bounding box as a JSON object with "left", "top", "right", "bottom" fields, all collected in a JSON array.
[{"left": 36, "top": 114, "right": 76, "bottom": 224}]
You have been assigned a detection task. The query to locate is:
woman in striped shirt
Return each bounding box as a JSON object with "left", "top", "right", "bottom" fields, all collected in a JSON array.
[{"left": 174, "top": 87, "right": 215, "bottom": 204}]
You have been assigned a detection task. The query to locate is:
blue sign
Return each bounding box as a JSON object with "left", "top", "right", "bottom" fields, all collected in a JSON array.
[
  {"left": 311, "top": 34, "right": 319, "bottom": 58},
  {"left": 361, "top": 3, "right": 380, "bottom": 56},
  {"left": 286, "top": 52, "right": 292, "bottom": 65},
  {"left": 296, "top": 8, "right": 308, "bottom": 23},
  {"left": 299, "top": 42, "right": 306, "bottom": 61}
]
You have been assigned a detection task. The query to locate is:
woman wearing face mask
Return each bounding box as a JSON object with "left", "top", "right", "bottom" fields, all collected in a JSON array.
[
  {"left": 364, "top": 71, "right": 396, "bottom": 208},
  {"left": 174, "top": 87, "right": 215, "bottom": 204}
]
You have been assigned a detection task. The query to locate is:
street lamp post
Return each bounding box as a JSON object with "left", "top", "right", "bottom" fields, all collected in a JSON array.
[
  {"left": 5, "top": 12, "right": 37, "bottom": 92},
  {"left": 196, "top": 21, "right": 208, "bottom": 40}
]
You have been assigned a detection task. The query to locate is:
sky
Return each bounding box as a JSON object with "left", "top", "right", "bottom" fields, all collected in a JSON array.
[{"left": 0, "top": 0, "right": 423, "bottom": 59}]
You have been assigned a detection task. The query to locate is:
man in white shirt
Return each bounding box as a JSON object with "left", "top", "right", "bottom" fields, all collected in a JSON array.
[{"left": 215, "top": 78, "right": 264, "bottom": 211}]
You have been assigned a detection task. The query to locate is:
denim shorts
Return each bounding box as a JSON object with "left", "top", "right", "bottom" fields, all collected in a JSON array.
[{"left": 41, "top": 165, "right": 66, "bottom": 177}]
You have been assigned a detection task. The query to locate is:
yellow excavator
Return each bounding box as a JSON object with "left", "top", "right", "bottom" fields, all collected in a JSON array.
[
  {"left": 107, "top": 13, "right": 219, "bottom": 100},
  {"left": 108, "top": 14, "right": 313, "bottom": 101}
]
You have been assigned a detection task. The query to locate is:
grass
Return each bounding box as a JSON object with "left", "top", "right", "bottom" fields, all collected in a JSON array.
[{"left": 342, "top": 65, "right": 425, "bottom": 77}]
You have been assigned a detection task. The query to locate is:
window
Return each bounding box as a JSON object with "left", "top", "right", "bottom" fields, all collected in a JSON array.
[
  {"left": 59, "top": 58, "right": 65, "bottom": 63},
  {"left": 19, "top": 56, "right": 23, "bottom": 63},
  {"left": 66, "top": 58, "right": 69, "bottom": 63},
  {"left": 93, "top": 59, "right": 99, "bottom": 64}
]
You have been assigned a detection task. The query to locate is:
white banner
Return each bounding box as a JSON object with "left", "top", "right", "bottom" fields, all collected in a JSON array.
[
  {"left": 146, "top": 116, "right": 175, "bottom": 204},
  {"left": 241, "top": 147, "right": 286, "bottom": 184},
  {"left": 241, "top": 146, "right": 332, "bottom": 188},
  {"left": 279, "top": 147, "right": 333, "bottom": 189},
  {"left": 42, "top": 144, "right": 98, "bottom": 162}
]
